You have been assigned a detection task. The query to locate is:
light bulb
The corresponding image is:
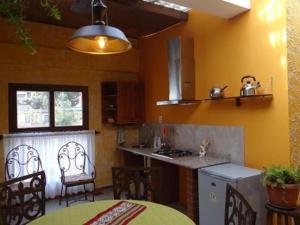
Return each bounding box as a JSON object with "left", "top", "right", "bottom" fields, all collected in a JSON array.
[{"left": 97, "top": 37, "right": 107, "bottom": 49}]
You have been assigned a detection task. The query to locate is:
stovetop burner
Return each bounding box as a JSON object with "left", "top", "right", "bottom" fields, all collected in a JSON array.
[{"left": 151, "top": 149, "right": 194, "bottom": 159}]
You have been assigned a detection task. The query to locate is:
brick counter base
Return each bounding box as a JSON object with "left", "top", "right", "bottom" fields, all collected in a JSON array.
[{"left": 186, "top": 169, "right": 199, "bottom": 224}]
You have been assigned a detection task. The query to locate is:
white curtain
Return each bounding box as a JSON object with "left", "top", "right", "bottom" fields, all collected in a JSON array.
[{"left": 3, "top": 130, "right": 95, "bottom": 199}]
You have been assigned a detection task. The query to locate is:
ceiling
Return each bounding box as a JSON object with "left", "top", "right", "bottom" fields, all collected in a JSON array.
[
  {"left": 166, "top": 0, "right": 251, "bottom": 19},
  {"left": 25, "top": 0, "right": 188, "bottom": 39}
]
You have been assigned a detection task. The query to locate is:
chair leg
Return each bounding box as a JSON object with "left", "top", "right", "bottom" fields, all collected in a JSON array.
[
  {"left": 92, "top": 182, "right": 95, "bottom": 202},
  {"left": 267, "top": 210, "right": 273, "bottom": 225},
  {"left": 59, "top": 185, "right": 64, "bottom": 205},
  {"left": 278, "top": 214, "right": 284, "bottom": 225},
  {"left": 65, "top": 186, "right": 69, "bottom": 207},
  {"left": 294, "top": 216, "right": 300, "bottom": 225},
  {"left": 284, "top": 215, "right": 289, "bottom": 225},
  {"left": 83, "top": 184, "right": 88, "bottom": 200}
]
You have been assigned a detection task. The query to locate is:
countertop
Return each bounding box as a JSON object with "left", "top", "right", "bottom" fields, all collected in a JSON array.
[{"left": 117, "top": 146, "right": 229, "bottom": 170}]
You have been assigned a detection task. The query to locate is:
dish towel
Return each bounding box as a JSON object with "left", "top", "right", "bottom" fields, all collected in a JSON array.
[{"left": 83, "top": 201, "right": 146, "bottom": 225}]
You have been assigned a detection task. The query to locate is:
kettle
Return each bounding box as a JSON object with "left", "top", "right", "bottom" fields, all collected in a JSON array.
[
  {"left": 240, "top": 76, "right": 261, "bottom": 96},
  {"left": 209, "top": 86, "right": 228, "bottom": 99}
]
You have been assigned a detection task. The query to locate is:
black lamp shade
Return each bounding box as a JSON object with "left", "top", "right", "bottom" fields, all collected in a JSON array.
[{"left": 67, "top": 25, "right": 132, "bottom": 55}]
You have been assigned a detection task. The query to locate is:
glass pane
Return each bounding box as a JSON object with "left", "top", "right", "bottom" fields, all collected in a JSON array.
[
  {"left": 17, "top": 91, "right": 50, "bottom": 128},
  {"left": 54, "top": 91, "right": 83, "bottom": 127}
]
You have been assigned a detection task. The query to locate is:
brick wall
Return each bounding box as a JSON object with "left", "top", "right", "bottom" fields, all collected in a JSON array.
[{"left": 186, "top": 169, "right": 199, "bottom": 224}]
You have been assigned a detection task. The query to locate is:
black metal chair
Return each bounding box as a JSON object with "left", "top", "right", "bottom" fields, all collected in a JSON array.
[
  {"left": 0, "top": 171, "right": 46, "bottom": 225},
  {"left": 5, "top": 145, "right": 43, "bottom": 180},
  {"left": 225, "top": 184, "right": 257, "bottom": 225},
  {"left": 112, "top": 167, "right": 163, "bottom": 203},
  {"left": 57, "top": 141, "right": 96, "bottom": 207}
]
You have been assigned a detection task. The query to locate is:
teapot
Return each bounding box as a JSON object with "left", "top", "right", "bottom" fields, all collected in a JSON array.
[
  {"left": 240, "top": 76, "right": 261, "bottom": 96},
  {"left": 209, "top": 86, "right": 228, "bottom": 99}
]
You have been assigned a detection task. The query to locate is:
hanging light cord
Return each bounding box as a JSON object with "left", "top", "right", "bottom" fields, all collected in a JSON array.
[
  {"left": 91, "top": 0, "right": 94, "bottom": 24},
  {"left": 106, "top": 11, "right": 108, "bottom": 25}
]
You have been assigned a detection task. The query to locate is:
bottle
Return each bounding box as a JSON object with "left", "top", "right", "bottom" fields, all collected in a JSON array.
[
  {"left": 153, "top": 136, "right": 157, "bottom": 149},
  {"left": 156, "top": 136, "right": 161, "bottom": 150}
]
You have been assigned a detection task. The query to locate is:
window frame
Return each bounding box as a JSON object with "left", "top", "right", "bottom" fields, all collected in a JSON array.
[{"left": 9, "top": 84, "right": 89, "bottom": 133}]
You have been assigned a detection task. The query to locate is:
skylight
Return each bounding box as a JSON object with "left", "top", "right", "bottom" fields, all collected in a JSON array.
[{"left": 142, "top": 0, "right": 191, "bottom": 12}]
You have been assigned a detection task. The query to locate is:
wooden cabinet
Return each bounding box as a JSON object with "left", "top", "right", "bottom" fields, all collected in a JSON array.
[
  {"left": 102, "top": 82, "right": 145, "bottom": 125},
  {"left": 151, "top": 158, "right": 179, "bottom": 204},
  {"left": 119, "top": 150, "right": 179, "bottom": 205},
  {"left": 121, "top": 150, "right": 144, "bottom": 167}
]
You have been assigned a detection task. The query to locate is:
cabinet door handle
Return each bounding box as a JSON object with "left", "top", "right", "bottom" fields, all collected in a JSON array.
[{"left": 211, "top": 182, "right": 216, "bottom": 187}]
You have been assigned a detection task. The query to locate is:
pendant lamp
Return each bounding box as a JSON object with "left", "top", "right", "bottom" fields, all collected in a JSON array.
[{"left": 67, "top": 0, "right": 132, "bottom": 55}]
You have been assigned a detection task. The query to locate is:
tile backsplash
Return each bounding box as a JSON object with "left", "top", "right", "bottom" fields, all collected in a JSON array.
[{"left": 139, "top": 123, "right": 244, "bottom": 165}]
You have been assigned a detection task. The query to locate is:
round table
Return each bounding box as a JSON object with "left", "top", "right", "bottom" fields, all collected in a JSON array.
[{"left": 29, "top": 200, "right": 196, "bottom": 225}]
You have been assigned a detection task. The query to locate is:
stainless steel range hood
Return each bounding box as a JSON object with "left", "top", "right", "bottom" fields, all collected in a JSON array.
[{"left": 156, "top": 37, "right": 200, "bottom": 106}]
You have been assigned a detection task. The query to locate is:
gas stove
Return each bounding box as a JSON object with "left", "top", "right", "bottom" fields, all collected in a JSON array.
[{"left": 151, "top": 149, "right": 194, "bottom": 159}]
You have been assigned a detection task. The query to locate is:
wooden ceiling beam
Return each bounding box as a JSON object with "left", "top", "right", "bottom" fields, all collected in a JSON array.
[{"left": 22, "top": 0, "right": 188, "bottom": 39}]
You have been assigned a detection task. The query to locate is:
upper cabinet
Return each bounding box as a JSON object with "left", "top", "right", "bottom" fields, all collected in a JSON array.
[{"left": 102, "top": 82, "right": 145, "bottom": 125}]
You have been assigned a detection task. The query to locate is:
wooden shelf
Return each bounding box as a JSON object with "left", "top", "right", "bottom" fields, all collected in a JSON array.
[{"left": 204, "top": 94, "right": 273, "bottom": 106}]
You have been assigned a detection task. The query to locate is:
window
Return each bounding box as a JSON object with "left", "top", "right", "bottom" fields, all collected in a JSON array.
[
  {"left": 17, "top": 91, "right": 50, "bottom": 128},
  {"left": 54, "top": 91, "right": 83, "bottom": 127},
  {"left": 9, "top": 84, "right": 89, "bottom": 132}
]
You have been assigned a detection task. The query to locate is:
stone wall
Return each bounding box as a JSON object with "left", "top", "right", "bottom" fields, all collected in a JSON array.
[
  {"left": 140, "top": 123, "right": 244, "bottom": 164},
  {"left": 287, "top": 0, "right": 300, "bottom": 167}
]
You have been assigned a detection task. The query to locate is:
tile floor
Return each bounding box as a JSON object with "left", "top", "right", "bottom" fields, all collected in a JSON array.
[
  {"left": 46, "top": 188, "right": 187, "bottom": 215},
  {"left": 46, "top": 188, "right": 114, "bottom": 213}
]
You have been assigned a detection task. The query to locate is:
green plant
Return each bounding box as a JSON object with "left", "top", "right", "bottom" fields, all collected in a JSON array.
[
  {"left": 263, "top": 165, "right": 300, "bottom": 188},
  {"left": 0, "top": 0, "right": 61, "bottom": 54}
]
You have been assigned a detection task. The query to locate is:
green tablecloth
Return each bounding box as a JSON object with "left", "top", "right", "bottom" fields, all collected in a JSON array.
[{"left": 29, "top": 200, "right": 196, "bottom": 225}]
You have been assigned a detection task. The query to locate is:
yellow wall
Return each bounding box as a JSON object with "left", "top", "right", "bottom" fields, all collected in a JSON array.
[
  {"left": 0, "top": 0, "right": 291, "bottom": 189},
  {"left": 0, "top": 20, "right": 139, "bottom": 187},
  {"left": 139, "top": 0, "right": 290, "bottom": 169}
]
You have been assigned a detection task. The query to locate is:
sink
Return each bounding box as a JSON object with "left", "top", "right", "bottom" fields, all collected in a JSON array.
[{"left": 151, "top": 149, "right": 194, "bottom": 159}]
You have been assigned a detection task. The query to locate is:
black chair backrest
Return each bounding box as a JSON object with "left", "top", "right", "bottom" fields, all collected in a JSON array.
[
  {"left": 57, "top": 141, "right": 95, "bottom": 177},
  {"left": 5, "top": 145, "right": 43, "bottom": 180},
  {"left": 225, "top": 184, "right": 257, "bottom": 225},
  {"left": 112, "top": 167, "right": 162, "bottom": 203},
  {"left": 0, "top": 171, "right": 46, "bottom": 225}
]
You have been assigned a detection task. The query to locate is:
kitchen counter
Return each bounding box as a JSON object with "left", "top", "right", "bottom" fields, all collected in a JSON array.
[{"left": 117, "top": 146, "right": 229, "bottom": 170}]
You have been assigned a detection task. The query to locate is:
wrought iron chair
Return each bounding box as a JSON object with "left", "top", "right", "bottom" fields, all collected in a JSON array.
[
  {"left": 0, "top": 171, "right": 46, "bottom": 225},
  {"left": 5, "top": 145, "right": 43, "bottom": 180},
  {"left": 225, "top": 184, "right": 257, "bottom": 225},
  {"left": 57, "top": 141, "right": 96, "bottom": 207},
  {"left": 112, "top": 167, "right": 163, "bottom": 203}
]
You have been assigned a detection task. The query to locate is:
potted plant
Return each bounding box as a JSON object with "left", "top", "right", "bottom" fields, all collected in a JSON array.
[
  {"left": 263, "top": 165, "right": 300, "bottom": 208},
  {"left": 0, "top": 0, "right": 61, "bottom": 54}
]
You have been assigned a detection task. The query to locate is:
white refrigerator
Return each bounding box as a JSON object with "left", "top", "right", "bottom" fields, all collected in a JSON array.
[{"left": 198, "top": 163, "right": 266, "bottom": 225}]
